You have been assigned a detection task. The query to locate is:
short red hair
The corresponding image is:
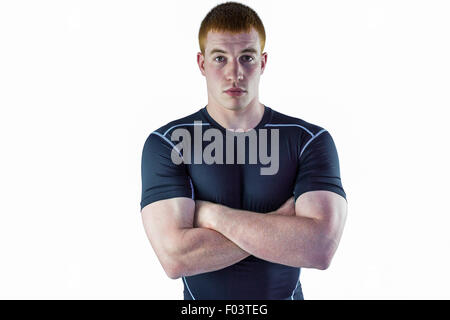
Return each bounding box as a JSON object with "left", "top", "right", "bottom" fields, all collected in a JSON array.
[{"left": 198, "top": 2, "right": 266, "bottom": 56}]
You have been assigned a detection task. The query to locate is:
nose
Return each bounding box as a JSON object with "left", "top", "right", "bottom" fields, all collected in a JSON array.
[{"left": 225, "top": 59, "right": 244, "bottom": 83}]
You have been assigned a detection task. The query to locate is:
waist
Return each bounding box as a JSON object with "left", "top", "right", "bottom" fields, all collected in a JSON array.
[{"left": 183, "top": 256, "right": 301, "bottom": 299}]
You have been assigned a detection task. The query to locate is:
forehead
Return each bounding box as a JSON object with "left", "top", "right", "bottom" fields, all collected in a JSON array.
[{"left": 205, "top": 28, "right": 260, "bottom": 54}]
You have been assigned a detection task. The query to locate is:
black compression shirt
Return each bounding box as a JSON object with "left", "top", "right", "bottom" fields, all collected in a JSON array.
[{"left": 140, "top": 105, "right": 346, "bottom": 300}]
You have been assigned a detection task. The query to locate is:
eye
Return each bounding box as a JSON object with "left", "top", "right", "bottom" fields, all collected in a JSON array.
[
  {"left": 214, "top": 56, "right": 225, "bottom": 63},
  {"left": 241, "top": 55, "right": 254, "bottom": 62}
]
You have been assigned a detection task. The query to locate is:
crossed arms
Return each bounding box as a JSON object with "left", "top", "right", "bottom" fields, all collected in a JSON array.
[{"left": 141, "top": 190, "right": 347, "bottom": 279}]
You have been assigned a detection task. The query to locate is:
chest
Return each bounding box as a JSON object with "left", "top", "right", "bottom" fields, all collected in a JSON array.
[{"left": 186, "top": 132, "right": 299, "bottom": 212}]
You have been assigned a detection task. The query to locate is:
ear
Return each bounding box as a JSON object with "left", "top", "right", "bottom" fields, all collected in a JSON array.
[
  {"left": 197, "top": 52, "right": 206, "bottom": 76},
  {"left": 260, "top": 52, "right": 268, "bottom": 75}
]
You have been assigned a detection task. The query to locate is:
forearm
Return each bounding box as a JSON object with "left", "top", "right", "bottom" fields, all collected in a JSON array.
[
  {"left": 172, "top": 226, "right": 250, "bottom": 278},
  {"left": 209, "top": 206, "right": 330, "bottom": 269}
]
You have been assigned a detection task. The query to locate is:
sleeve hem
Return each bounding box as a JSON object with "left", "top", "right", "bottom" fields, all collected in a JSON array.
[
  {"left": 140, "top": 190, "right": 193, "bottom": 211},
  {"left": 294, "top": 186, "right": 347, "bottom": 203}
]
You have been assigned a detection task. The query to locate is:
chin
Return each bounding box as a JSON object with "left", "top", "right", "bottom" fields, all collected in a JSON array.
[
  {"left": 222, "top": 100, "right": 248, "bottom": 111},
  {"left": 224, "top": 104, "right": 243, "bottom": 110}
]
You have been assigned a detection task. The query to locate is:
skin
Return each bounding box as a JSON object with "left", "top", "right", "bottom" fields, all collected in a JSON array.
[
  {"left": 141, "top": 196, "right": 295, "bottom": 279},
  {"left": 141, "top": 28, "right": 348, "bottom": 279},
  {"left": 195, "top": 191, "right": 347, "bottom": 269},
  {"left": 197, "top": 28, "right": 268, "bottom": 130}
]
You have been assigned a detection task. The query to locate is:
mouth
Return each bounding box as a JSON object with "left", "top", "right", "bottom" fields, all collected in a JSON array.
[{"left": 224, "top": 88, "right": 246, "bottom": 96}]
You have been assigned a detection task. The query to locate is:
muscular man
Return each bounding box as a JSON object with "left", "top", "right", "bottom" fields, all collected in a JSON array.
[{"left": 140, "top": 2, "right": 347, "bottom": 300}]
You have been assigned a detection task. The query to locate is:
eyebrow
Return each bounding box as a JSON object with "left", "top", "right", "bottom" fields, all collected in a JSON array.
[{"left": 209, "top": 47, "right": 258, "bottom": 55}]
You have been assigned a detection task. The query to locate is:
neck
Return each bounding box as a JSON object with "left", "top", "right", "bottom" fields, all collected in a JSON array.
[{"left": 206, "top": 100, "right": 265, "bottom": 131}]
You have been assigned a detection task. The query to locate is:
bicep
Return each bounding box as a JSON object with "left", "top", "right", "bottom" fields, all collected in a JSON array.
[
  {"left": 141, "top": 197, "right": 195, "bottom": 240},
  {"left": 141, "top": 197, "right": 195, "bottom": 256},
  {"left": 295, "top": 191, "right": 347, "bottom": 268},
  {"left": 295, "top": 190, "right": 347, "bottom": 232}
]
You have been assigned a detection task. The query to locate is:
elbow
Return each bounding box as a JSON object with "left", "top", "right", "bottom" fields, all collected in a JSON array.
[
  {"left": 313, "top": 230, "right": 341, "bottom": 270},
  {"left": 162, "top": 258, "right": 184, "bottom": 279},
  {"left": 312, "top": 245, "right": 335, "bottom": 270},
  {"left": 160, "top": 243, "right": 188, "bottom": 279},
  {"left": 158, "top": 238, "right": 186, "bottom": 279},
  {"left": 157, "top": 231, "right": 193, "bottom": 279},
  {"left": 315, "top": 254, "right": 332, "bottom": 270},
  {"left": 291, "top": 252, "right": 332, "bottom": 270},
  {"left": 164, "top": 266, "right": 182, "bottom": 280}
]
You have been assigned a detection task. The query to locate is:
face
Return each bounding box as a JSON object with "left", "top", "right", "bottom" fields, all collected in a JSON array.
[{"left": 197, "top": 28, "right": 267, "bottom": 111}]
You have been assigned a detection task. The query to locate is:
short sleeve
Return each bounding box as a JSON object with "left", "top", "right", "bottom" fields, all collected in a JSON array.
[
  {"left": 140, "top": 132, "right": 193, "bottom": 210},
  {"left": 294, "top": 130, "right": 346, "bottom": 202}
]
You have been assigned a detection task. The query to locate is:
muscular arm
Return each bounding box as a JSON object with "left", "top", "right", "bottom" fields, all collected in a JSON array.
[
  {"left": 141, "top": 194, "right": 296, "bottom": 279},
  {"left": 196, "top": 191, "right": 347, "bottom": 269},
  {"left": 141, "top": 197, "right": 250, "bottom": 279}
]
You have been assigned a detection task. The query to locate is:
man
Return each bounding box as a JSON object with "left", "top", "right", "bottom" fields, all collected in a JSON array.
[{"left": 140, "top": 2, "right": 347, "bottom": 300}]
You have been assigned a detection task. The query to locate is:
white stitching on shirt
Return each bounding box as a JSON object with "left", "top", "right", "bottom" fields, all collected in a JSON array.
[
  {"left": 299, "top": 129, "right": 327, "bottom": 159},
  {"left": 163, "top": 122, "right": 210, "bottom": 137},
  {"left": 264, "top": 123, "right": 314, "bottom": 137}
]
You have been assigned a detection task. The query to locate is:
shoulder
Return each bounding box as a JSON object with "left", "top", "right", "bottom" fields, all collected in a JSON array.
[
  {"left": 266, "top": 107, "right": 339, "bottom": 159},
  {"left": 142, "top": 108, "right": 207, "bottom": 148},
  {"left": 266, "top": 107, "right": 327, "bottom": 138},
  {"left": 154, "top": 109, "right": 208, "bottom": 136}
]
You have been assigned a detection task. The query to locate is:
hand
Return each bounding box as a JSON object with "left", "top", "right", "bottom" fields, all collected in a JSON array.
[
  {"left": 271, "top": 196, "right": 296, "bottom": 216},
  {"left": 194, "top": 200, "right": 216, "bottom": 229}
]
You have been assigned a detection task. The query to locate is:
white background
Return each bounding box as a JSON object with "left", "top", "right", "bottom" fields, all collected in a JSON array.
[{"left": 1, "top": 0, "right": 449, "bottom": 299}]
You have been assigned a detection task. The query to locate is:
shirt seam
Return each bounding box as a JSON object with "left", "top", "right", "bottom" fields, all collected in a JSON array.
[{"left": 299, "top": 129, "right": 327, "bottom": 159}]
